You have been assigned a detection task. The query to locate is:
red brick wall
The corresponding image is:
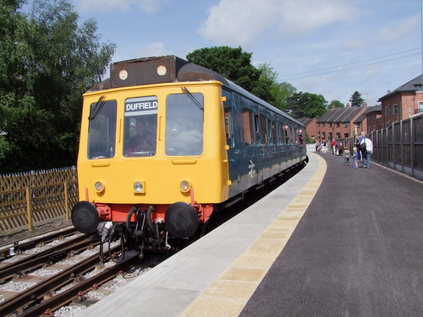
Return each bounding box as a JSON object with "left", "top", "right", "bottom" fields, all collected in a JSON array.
[
  {"left": 316, "top": 107, "right": 367, "bottom": 142},
  {"left": 381, "top": 91, "right": 423, "bottom": 127},
  {"left": 305, "top": 118, "right": 317, "bottom": 140}
]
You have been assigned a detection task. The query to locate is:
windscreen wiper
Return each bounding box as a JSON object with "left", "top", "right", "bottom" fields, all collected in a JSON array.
[
  {"left": 181, "top": 87, "right": 204, "bottom": 111},
  {"left": 89, "top": 95, "right": 106, "bottom": 121}
]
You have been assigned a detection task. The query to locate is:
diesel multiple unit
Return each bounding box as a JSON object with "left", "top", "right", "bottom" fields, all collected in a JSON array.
[{"left": 71, "top": 56, "right": 306, "bottom": 252}]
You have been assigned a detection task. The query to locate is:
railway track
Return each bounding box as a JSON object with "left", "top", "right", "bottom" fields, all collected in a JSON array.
[
  {"left": 0, "top": 227, "right": 77, "bottom": 260},
  {"left": 0, "top": 226, "right": 170, "bottom": 317},
  {"left": 0, "top": 233, "right": 96, "bottom": 283}
]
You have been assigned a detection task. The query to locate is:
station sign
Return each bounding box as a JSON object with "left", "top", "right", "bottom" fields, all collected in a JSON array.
[{"left": 125, "top": 96, "right": 158, "bottom": 116}]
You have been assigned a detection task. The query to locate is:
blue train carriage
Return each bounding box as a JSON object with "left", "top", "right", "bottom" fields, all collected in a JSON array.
[
  {"left": 221, "top": 78, "right": 307, "bottom": 197},
  {"left": 71, "top": 55, "right": 307, "bottom": 251}
]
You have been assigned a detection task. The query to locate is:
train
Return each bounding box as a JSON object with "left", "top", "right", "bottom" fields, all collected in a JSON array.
[{"left": 71, "top": 55, "right": 307, "bottom": 255}]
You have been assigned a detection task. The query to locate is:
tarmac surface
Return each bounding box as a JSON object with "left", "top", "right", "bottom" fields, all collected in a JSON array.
[
  {"left": 80, "top": 152, "right": 423, "bottom": 317},
  {"left": 241, "top": 152, "right": 423, "bottom": 316}
]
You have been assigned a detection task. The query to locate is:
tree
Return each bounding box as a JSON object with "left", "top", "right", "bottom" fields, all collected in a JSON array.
[
  {"left": 328, "top": 100, "right": 345, "bottom": 109},
  {"left": 350, "top": 91, "right": 365, "bottom": 107},
  {"left": 0, "top": 0, "right": 115, "bottom": 172},
  {"left": 255, "top": 63, "right": 296, "bottom": 110},
  {"left": 285, "top": 92, "right": 327, "bottom": 119},
  {"left": 186, "top": 48, "right": 297, "bottom": 110},
  {"left": 186, "top": 46, "right": 260, "bottom": 93}
]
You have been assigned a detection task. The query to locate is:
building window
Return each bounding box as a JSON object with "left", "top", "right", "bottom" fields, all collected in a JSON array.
[
  {"left": 419, "top": 102, "right": 423, "bottom": 113},
  {"left": 344, "top": 123, "right": 348, "bottom": 128},
  {"left": 393, "top": 104, "right": 398, "bottom": 114},
  {"left": 385, "top": 106, "right": 389, "bottom": 116}
]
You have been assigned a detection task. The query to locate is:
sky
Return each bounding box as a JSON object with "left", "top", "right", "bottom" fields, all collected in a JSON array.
[{"left": 70, "top": 0, "right": 421, "bottom": 106}]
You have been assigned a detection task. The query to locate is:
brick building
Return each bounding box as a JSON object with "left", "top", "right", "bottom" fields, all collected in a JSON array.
[
  {"left": 365, "top": 105, "right": 383, "bottom": 133},
  {"left": 316, "top": 106, "right": 367, "bottom": 144},
  {"left": 297, "top": 118, "right": 317, "bottom": 141},
  {"left": 378, "top": 74, "right": 423, "bottom": 127}
]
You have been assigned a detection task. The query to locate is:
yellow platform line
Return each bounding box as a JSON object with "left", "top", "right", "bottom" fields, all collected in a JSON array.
[{"left": 180, "top": 153, "right": 327, "bottom": 317}]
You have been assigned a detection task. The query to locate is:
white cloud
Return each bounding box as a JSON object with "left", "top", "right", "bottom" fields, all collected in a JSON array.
[
  {"left": 140, "top": 42, "right": 173, "bottom": 57},
  {"left": 74, "top": 0, "right": 168, "bottom": 14},
  {"left": 379, "top": 14, "right": 419, "bottom": 43},
  {"left": 200, "top": 0, "right": 358, "bottom": 46}
]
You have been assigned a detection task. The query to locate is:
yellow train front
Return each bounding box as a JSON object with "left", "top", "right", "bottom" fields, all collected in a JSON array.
[{"left": 71, "top": 56, "right": 306, "bottom": 251}]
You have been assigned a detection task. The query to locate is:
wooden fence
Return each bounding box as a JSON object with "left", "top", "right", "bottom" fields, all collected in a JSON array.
[
  {"left": 0, "top": 167, "right": 78, "bottom": 236},
  {"left": 368, "top": 113, "right": 423, "bottom": 180},
  {"left": 333, "top": 113, "right": 423, "bottom": 181}
]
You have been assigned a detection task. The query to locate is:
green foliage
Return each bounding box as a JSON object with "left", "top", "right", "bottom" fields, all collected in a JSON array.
[
  {"left": 186, "top": 46, "right": 260, "bottom": 92},
  {"left": 0, "top": 0, "right": 115, "bottom": 173},
  {"left": 328, "top": 100, "right": 345, "bottom": 109},
  {"left": 285, "top": 92, "right": 327, "bottom": 119},
  {"left": 350, "top": 91, "right": 365, "bottom": 107},
  {"left": 186, "top": 47, "right": 296, "bottom": 111},
  {"left": 254, "top": 64, "right": 296, "bottom": 110}
]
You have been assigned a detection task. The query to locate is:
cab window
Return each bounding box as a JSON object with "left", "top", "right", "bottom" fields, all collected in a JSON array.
[
  {"left": 87, "top": 100, "right": 117, "bottom": 159},
  {"left": 123, "top": 96, "right": 158, "bottom": 157},
  {"left": 166, "top": 92, "right": 204, "bottom": 156}
]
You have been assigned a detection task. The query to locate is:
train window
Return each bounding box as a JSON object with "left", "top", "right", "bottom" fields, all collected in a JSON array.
[
  {"left": 165, "top": 93, "right": 204, "bottom": 156},
  {"left": 271, "top": 121, "right": 277, "bottom": 145},
  {"left": 87, "top": 100, "right": 117, "bottom": 159},
  {"left": 123, "top": 96, "right": 158, "bottom": 157},
  {"left": 283, "top": 124, "right": 290, "bottom": 144},
  {"left": 290, "top": 127, "right": 294, "bottom": 144},
  {"left": 277, "top": 122, "right": 282, "bottom": 145},
  {"left": 242, "top": 109, "right": 253, "bottom": 146},
  {"left": 224, "top": 110, "right": 233, "bottom": 147},
  {"left": 254, "top": 114, "right": 260, "bottom": 145},
  {"left": 223, "top": 89, "right": 234, "bottom": 148},
  {"left": 260, "top": 114, "right": 267, "bottom": 145}
]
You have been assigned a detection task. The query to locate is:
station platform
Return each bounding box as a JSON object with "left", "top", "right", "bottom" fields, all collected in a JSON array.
[{"left": 81, "top": 152, "right": 423, "bottom": 317}]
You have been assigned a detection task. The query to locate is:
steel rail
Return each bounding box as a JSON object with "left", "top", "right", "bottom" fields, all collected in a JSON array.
[
  {"left": 0, "top": 245, "right": 121, "bottom": 316},
  {"left": 0, "top": 227, "right": 77, "bottom": 259},
  {"left": 21, "top": 250, "right": 139, "bottom": 317},
  {"left": 0, "top": 233, "right": 95, "bottom": 282}
]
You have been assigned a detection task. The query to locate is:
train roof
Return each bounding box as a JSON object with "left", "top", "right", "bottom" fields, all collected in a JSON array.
[{"left": 90, "top": 55, "right": 303, "bottom": 127}]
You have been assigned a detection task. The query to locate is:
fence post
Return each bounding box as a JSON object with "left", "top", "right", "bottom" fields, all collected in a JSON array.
[
  {"left": 64, "top": 180, "right": 69, "bottom": 219},
  {"left": 410, "top": 117, "right": 414, "bottom": 177},
  {"left": 400, "top": 120, "right": 403, "bottom": 173},
  {"left": 26, "top": 187, "right": 33, "bottom": 231}
]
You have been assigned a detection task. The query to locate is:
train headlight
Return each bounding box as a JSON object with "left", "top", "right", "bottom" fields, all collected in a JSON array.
[
  {"left": 179, "top": 180, "right": 191, "bottom": 193},
  {"left": 94, "top": 181, "right": 105, "bottom": 193},
  {"left": 133, "top": 181, "right": 145, "bottom": 193}
]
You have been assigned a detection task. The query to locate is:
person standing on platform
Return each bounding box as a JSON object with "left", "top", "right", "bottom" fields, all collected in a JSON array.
[
  {"left": 363, "top": 137, "right": 373, "bottom": 168},
  {"left": 353, "top": 147, "right": 359, "bottom": 168},
  {"left": 343, "top": 148, "right": 350, "bottom": 166},
  {"left": 332, "top": 138, "right": 337, "bottom": 155}
]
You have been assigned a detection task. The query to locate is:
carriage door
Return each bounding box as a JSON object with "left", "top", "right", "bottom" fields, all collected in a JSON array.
[{"left": 223, "top": 89, "right": 239, "bottom": 196}]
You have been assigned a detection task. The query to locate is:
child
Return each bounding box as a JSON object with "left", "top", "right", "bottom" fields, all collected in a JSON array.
[
  {"left": 343, "top": 148, "right": 350, "bottom": 166},
  {"left": 352, "top": 147, "right": 359, "bottom": 168}
]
